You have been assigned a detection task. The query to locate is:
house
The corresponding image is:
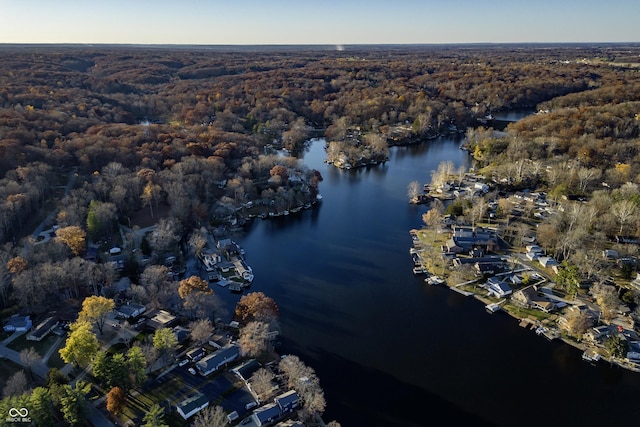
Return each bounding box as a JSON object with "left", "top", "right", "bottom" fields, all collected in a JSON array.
[
  {"left": 275, "top": 390, "right": 299, "bottom": 413},
  {"left": 526, "top": 245, "right": 543, "bottom": 254},
  {"left": 176, "top": 392, "right": 209, "bottom": 420},
  {"left": 196, "top": 345, "right": 240, "bottom": 376},
  {"left": 486, "top": 277, "right": 512, "bottom": 298},
  {"left": 172, "top": 325, "right": 190, "bottom": 343},
  {"left": 538, "top": 257, "right": 559, "bottom": 268},
  {"left": 585, "top": 325, "right": 614, "bottom": 342},
  {"left": 232, "top": 359, "right": 261, "bottom": 383},
  {"left": 252, "top": 403, "right": 282, "bottom": 426},
  {"left": 630, "top": 273, "right": 640, "bottom": 291},
  {"left": 3, "top": 315, "right": 32, "bottom": 332},
  {"left": 525, "top": 251, "right": 540, "bottom": 261},
  {"left": 511, "top": 286, "right": 556, "bottom": 313},
  {"left": 445, "top": 239, "right": 464, "bottom": 254},
  {"left": 27, "top": 317, "right": 59, "bottom": 341},
  {"left": 146, "top": 309, "right": 176, "bottom": 330},
  {"left": 116, "top": 303, "right": 146, "bottom": 319},
  {"left": 475, "top": 262, "right": 497, "bottom": 275},
  {"left": 603, "top": 249, "right": 619, "bottom": 259},
  {"left": 451, "top": 226, "right": 497, "bottom": 251},
  {"left": 187, "top": 347, "right": 206, "bottom": 362}
]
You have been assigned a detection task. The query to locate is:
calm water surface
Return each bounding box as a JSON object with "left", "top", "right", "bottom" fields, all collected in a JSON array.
[{"left": 219, "top": 137, "right": 640, "bottom": 427}]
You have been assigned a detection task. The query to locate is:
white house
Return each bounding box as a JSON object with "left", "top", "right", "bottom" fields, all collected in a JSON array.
[{"left": 176, "top": 393, "right": 209, "bottom": 420}]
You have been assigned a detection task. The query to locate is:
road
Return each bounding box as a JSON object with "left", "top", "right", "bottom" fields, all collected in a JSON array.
[
  {"left": 31, "top": 167, "right": 77, "bottom": 240},
  {"left": 0, "top": 328, "right": 117, "bottom": 427}
]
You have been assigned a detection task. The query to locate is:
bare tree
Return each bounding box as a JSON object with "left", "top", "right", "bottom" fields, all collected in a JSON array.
[
  {"left": 239, "top": 321, "right": 270, "bottom": 358},
  {"left": 2, "top": 370, "right": 29, "bottom": 398},
  {"left": 191, "top": 405, "right": 228, "bottom": 427},
  {"left": 189, "top": 319, "right": 215, "bottom": 345},
  {"left": 611, "top": 199, "right": 637, "bottom": 235},
  {"left": 407, "top": 181, "right": 420, "bottom": 202},
  {"left": 563, "top": 308, "right": 593, "bottom": 339},
  {"left": 250, "top": 368, "right": 276, "bottom": 402},
  {"left": 20, "top": 347, "right": 41, "bottom": 380},
  {"left": 591, "top": 282, "right": 621, "bottom": 322}
]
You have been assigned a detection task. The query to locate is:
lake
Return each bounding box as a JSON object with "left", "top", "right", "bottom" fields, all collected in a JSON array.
[{"left": 219, "top": 136, "right": 640, "bottom": 427}]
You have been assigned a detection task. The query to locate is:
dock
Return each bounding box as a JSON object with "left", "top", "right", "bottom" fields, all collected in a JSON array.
[
  {"left": 450, "top": 286, "right": 474, "bottom": 297},
  {"left": 486, "top": 299, "right": 506, "bottom": 313}
]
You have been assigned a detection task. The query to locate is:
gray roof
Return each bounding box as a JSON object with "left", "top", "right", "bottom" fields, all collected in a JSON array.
[
  {"left": 177, "top": 392, "right": 209, "bottom": 418},
  {"left": 196, "top": 345, "right": 239, "bottom": 374},
  {"left": 254, "top": 402, "right": 281, "bottom": 423}
]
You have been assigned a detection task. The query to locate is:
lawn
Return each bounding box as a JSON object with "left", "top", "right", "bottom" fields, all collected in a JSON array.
[
  {"left": 120, "top": 376, "right": 186, "bottom": 425},
  {"left": 7, "top": 333, "right": 61, "bottom": 355}
]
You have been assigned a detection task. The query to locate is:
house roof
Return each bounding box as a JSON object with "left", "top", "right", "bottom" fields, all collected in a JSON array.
[
  {"left": 176, "top": 393, "right": 209, "bottom": 418},
  {"left": 117, "top": 303, "right": 146, "bottom": 316},
  {"left": 275, "top": 390, "right": 299, "bottom": 409},
  {"left": 29, "top": 317, "right": 58, "bottom": 339},
  {"left": 233, "top": 359, "right": 261, "bottom": 382},
  {"left": 147, "top": 310, "right": 176, "bottom": 329},
  {"left": 254, "top": 403, "right": 282, "bottom": 422},
  {"left": 4, "top": 315, "right": 31, "bottom": 329},
  {"left": 196, "top": 345, "right": 239, "bottom": 373}
]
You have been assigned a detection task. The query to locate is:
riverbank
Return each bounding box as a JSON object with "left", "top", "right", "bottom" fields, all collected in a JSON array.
[{"left": 411, "top": 197, "right": 640, "bottom": 374}]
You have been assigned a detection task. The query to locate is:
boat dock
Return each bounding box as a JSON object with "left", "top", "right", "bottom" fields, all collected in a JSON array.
[{"left": 451, "top": 285, "right": 474, "bottom": 297}]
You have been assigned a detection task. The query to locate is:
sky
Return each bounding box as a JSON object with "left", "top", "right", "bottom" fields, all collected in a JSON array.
[{"left": 0, "top": 0, "right": 638, "bottom": 45}]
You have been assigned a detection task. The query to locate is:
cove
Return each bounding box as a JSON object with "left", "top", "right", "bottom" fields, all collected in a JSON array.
[{"left": 217, "top": 136, "right": 640, "bottom": 427}]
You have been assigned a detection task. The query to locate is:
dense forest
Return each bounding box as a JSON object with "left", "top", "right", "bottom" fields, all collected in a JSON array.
[{"left": 1, "top": 43, "right": 640, "bottom": 315}]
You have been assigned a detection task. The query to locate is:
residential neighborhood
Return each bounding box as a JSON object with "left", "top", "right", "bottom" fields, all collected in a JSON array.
[{"left": 412, "top": 165, "right": 640, "bottom": 372}]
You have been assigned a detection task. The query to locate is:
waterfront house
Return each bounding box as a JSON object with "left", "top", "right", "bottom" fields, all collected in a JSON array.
[
  {"left": 3, "top": 315, "right": 32, "bottom": 332},
  {"left": 176, "top": 392, "right": 209, "bottom": 420},
  {"left": 196, "top": 344, "right": 240, "bottom": 376},
  {"left": 451, "top": 226, "right": 497, "bottom": 251},
  {"left": 511, "top": 286, "right": 556, "bottom": 312},
  {"left": 486, "top": 277, "right": 512, "bottom": 298},
  {"left": 585, "top": 325, "right": 615, "bottom": 343},
  {"left": 275, "top": 390, "right": 300, "bottom": 413},
  {"left": 27, "top": 317, "right": 58, "bottom": 341}
]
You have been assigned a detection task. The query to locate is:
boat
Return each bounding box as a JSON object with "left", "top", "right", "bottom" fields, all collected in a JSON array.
[
  {"left": 412, "top": 267, "right": 427, "bottom": 275},
  {"left": 316, "top": 194, "right": 323, "bottom": 201},
  {"left": 582, "top": 349, "right": 602, "bottom": 363},
  {"left": 425, "top": 276, "right": 445, "bottom": 285},
  {"left": 485, "top": 303, "right": 502, "bottom": 313},
  {"left": 229, "top": 283, "right": 243, "bottom": 293}
]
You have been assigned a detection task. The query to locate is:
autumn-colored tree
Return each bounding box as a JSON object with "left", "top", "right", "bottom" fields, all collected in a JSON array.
[
  {"left": 234, "top": 292, "right": 279, "bottom": 325},
  {"left": 78, "top": 295, "right": 115, "bottom": 335},
  {"left": 6, "top": 256, "right": 28, "bottom": 274},
  {"left": 239, "top": 321, "right": 271, "bottom": 359},
  {"left": 106, "top": 386, "right": 126, "bottom": 416},
  {"left": 178, "top": 275, "right": 212, "bottom": 299},
  {"left": 55, "top": 225, "right": 87, "bottom": 256}
]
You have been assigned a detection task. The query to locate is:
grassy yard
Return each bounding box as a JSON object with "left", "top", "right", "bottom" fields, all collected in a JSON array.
[
  {"left": 8, "top": 333, "right": 60, "bottom": 355},
  {"left": 119, "top": 376, "right": 186, "bottom": 426}
]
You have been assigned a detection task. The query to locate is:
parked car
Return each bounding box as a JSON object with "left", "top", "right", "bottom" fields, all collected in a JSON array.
[
  {"left": 188, "top": 368, "right": 197, "bottom": 375},
  {"left": 179, "top": 359, "right": 189, "bottom": 367}
]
